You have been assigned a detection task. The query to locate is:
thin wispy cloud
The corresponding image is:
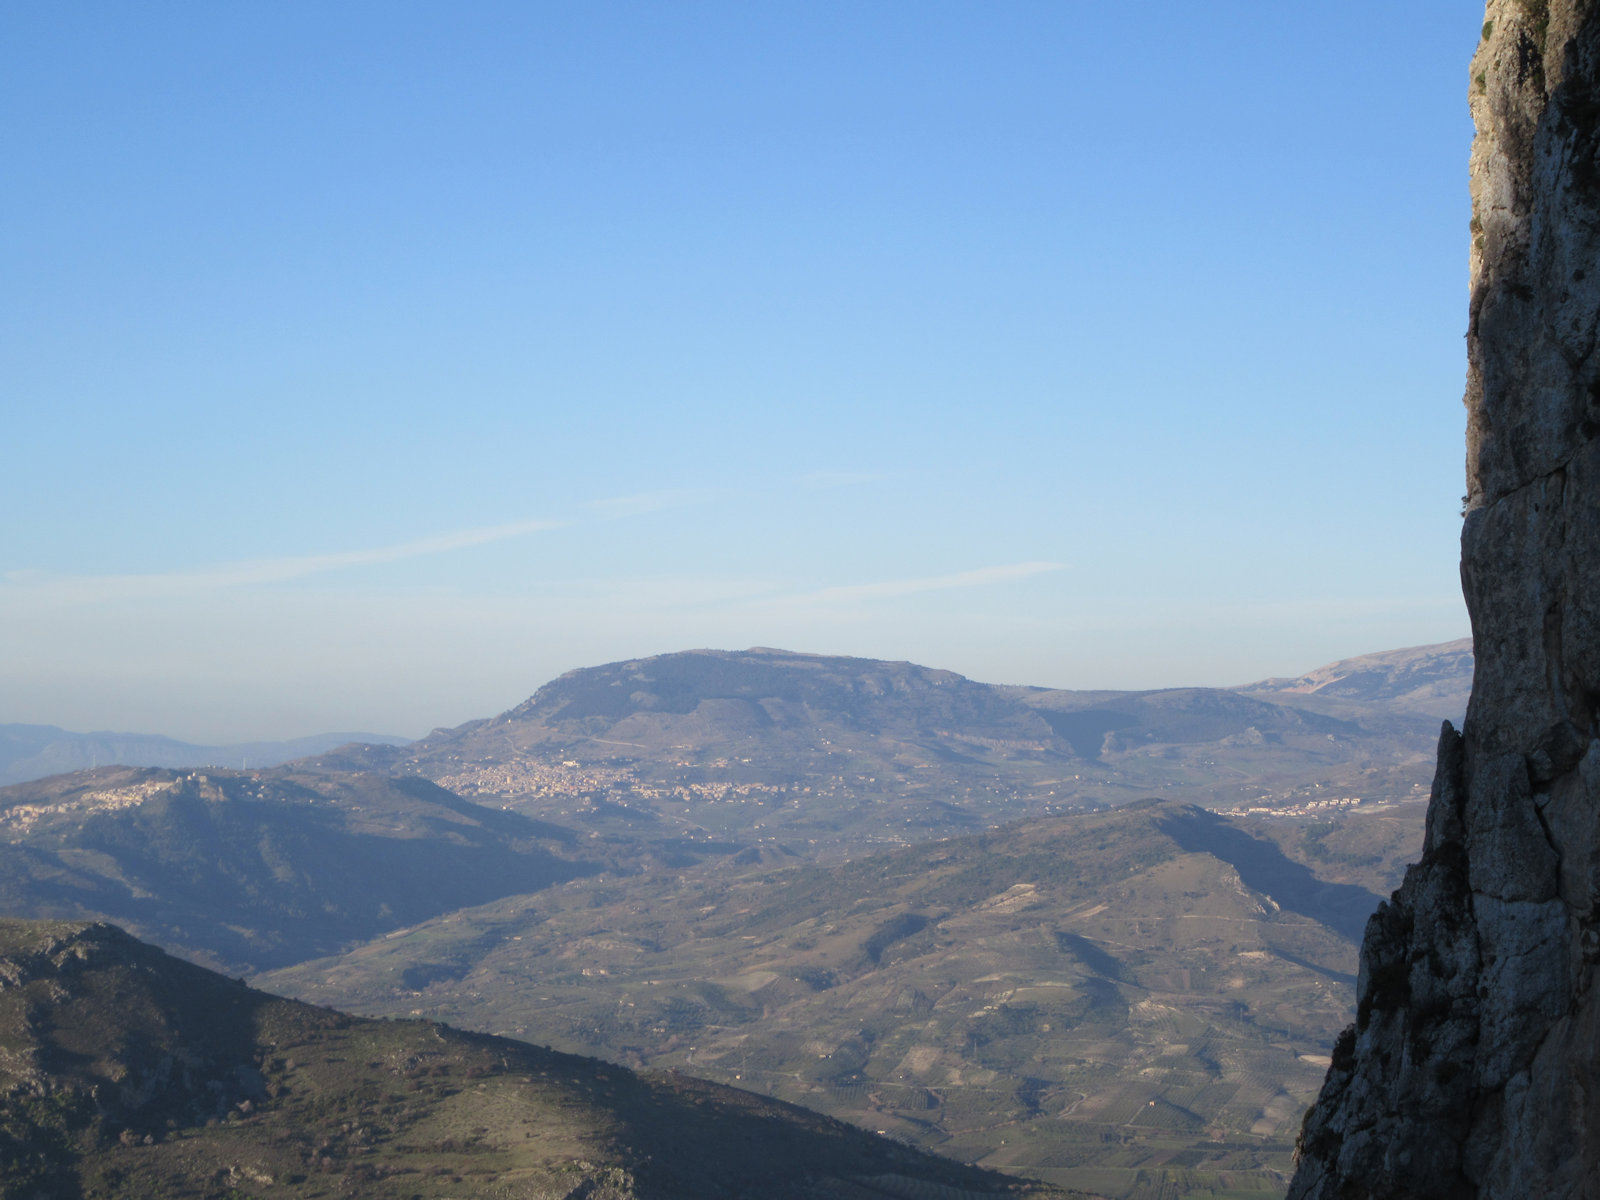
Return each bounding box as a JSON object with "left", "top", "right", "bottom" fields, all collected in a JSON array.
[
  {"left": 799, "top": 470, "right": 892, "bottom": 490},
  {"left": 802, "top": 561, "right": 1066, "bottom": 604},
  {"left": 2, "top": 518, "right": 564, "bottom": 604},
  {"left": 585, "top": 488, "right": 719, "bottom": 520},
  {"left": 488, "top": 562, "right": 1067, "bottom": 623}
]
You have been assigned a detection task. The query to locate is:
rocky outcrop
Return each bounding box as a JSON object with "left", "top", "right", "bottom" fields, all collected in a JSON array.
[{"left": 1289, "top": 3, "right": 1600, "bottom": 1197}]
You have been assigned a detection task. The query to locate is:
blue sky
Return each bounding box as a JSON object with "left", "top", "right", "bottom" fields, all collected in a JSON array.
[{"left": 4, "top": 2, "right": 1479, "bottom": 742}]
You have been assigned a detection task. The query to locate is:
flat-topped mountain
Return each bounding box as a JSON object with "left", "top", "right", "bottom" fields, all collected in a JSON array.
[
  {"left": 335, "top": 645, "right": 1455, "bottom": 854},
  {"left": 505, "top": 648, "right": 1047, "bottom": 745},
  {"left": 0, "top": 919, "right": 1072, "bottom": 1199}
]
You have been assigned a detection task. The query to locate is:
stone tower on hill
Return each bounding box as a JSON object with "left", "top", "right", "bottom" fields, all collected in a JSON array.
[{"left": 1289, "top": 3, "right": 1600, "bottom": 1197}]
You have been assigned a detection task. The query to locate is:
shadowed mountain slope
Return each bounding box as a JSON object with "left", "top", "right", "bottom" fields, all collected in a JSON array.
[
  {"left": 0, "top": 919, "right": 1073, "bottom": 1200},
  {"left": 262, "top": 798, "right": 1416, "bottom": 1197},
  {"left": 0, "top": 766, "right": 595, "bottom": 971},
  {"left": 1150, "top": 807, "right": 1385, "bottom": 942}
]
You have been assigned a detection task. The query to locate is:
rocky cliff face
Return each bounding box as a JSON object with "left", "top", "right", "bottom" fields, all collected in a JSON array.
[{"left": 1289, "top": 3, "right": 1600, "bottom": 1197}]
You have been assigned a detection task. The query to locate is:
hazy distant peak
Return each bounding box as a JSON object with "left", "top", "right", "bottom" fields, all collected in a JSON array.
[
  {"left": 0, "top": 724, "right": 412, "bottom": 788},
  {"left": 1239, "top": 637, "right": 1473, "bottom": 719}
]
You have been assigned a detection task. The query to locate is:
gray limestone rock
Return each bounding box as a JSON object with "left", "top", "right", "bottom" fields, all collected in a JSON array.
[{"left": 1289, "top": 3, "right": 1600, "bottom": 1196}]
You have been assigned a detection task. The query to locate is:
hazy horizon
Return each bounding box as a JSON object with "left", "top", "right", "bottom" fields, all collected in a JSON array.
[
  {"left": 6, "top": 3, "right": 1475, "bottom": 743},
  {"left": 2, "top": 633, "right": 1473, "bottom": 747}
]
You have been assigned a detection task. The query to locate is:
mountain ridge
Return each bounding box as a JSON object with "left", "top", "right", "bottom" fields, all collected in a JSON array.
[
  {"left": 335, "top": 641, "right": 1460, "bottom": 854},
  {"left": 0, "top": 765, "right": 596, "bottom": 971},
  {"left": 0, "top": 724, "right": 411, "bottom": 787},
  {"left": 260, "top": 796, "right": 1423, "bottom": 1196},
  {"left": 1237, "top": 637, "right": 1473, "bottom": 721},
  {"left": 0, "top": 917, "right": 1074, "bottom": 1199}
]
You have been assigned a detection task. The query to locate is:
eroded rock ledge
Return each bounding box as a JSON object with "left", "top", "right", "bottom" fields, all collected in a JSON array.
[{"left": 1289, "top": 3, "right": 1600, "bottom": 1197}]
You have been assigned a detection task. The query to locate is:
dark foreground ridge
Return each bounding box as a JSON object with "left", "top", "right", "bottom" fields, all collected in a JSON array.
[
  {"left": 0, "top": 919, "right": 1076, "bottom": 1199},
  {"left": 1290, "top": 4, "right": 1600, "bottom": 1197}
]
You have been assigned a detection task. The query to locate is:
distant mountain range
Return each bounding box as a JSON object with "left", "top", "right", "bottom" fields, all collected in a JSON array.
[
  {"left": 0, "top": 638, "right": 1470, "bottom": 1196},
  {"left": 0, "top": 723, "right": 410, "bottom": 786},
  {"left": 309, "top": 639, "right": 1469, "bottom": 854},
  {"left": 0, "top": 639, "right": 1469, "bottom": 971},
  {"left": 0, "top": 639, "right": 1469, "bottom": 795},
  {"left": 1239, "top": 636, "right": 1473, "bottom": 720}
]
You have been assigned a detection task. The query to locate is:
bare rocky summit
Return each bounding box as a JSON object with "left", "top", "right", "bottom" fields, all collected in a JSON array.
[{"left": 1290, "top": 3, "right": 1600, "bottom": 1197}]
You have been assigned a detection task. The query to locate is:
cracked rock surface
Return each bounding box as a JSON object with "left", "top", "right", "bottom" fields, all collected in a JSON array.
[{"left": 1289, "top": 3, "right": 1600, "bottom": 1197}]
